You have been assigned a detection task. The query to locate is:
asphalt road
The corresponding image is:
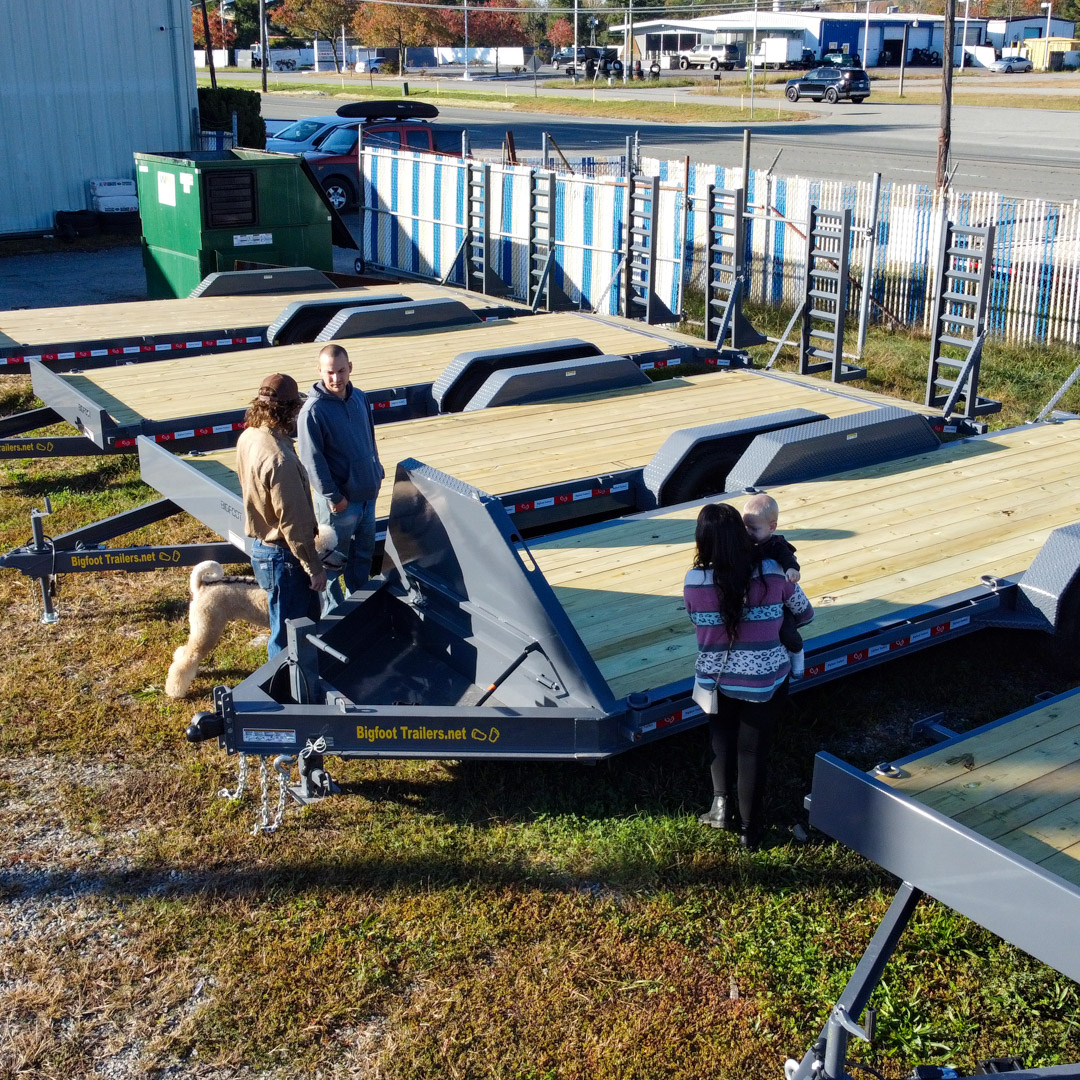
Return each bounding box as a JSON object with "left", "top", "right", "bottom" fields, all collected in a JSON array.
[{"left": 255, "top": 74, "right": 1080, "bottom": 201}]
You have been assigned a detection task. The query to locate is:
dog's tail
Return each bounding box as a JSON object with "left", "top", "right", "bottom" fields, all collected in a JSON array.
[{"left": 190, "top": 560, "right": 226, "bottom": 595}]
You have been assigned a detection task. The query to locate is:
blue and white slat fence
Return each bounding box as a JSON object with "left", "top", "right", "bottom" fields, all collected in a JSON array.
[
  {"left": 649, "top": 157, "right": 1080, "bottom": 346},
  {"left": 360, "top": 147, "right": 1079, "bottom": 345}
]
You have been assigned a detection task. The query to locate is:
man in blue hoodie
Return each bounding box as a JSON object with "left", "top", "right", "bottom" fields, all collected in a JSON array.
[{"left": 297, "top": 344, "right": 385, "bottom": 613}]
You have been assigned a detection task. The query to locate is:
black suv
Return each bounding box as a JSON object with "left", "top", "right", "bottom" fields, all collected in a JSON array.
[{"left": 785, "top": 66, "right": 870, "bottom": 103}]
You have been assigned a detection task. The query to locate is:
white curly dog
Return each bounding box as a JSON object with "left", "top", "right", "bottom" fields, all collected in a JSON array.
[{"left": 166, "top": 526, "right": 338, "bottom": 699}]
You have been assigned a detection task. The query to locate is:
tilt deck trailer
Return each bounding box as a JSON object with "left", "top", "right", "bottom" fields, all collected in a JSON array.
[
  {"left": 185, "top": 417, "right": 1080, "bottom": 763},
  {"left": 0, "top": 276, "right": 523, "bottom": 374},
  {"left": 795, "top": 687, "right": 1080, "bottom": 1080},
  {"left": 3, "top": 365, "right": 934, "bottom": 621},
  {"left": 2, "top": 311, "right": 723, "bottom": 459}
]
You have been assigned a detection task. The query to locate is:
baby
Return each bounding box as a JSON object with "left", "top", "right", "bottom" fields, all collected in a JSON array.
[{"left": 742, "top": 493, "right": 805, "bottom": 678}]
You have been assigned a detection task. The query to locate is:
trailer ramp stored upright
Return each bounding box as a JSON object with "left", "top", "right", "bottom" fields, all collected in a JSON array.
[{"left": 795, "top": 688, "right": 1080, "bottom": 1080}]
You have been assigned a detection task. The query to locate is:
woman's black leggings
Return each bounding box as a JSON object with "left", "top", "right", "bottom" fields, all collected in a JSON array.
[{"left": 707, "top": 684, "right": 788, "bottom": 829}]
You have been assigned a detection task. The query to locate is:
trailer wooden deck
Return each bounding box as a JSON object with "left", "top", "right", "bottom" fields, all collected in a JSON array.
[
  {"left": 530, "top": 421, "right": 1080, "bottom": 699},
  {"left": 52, "top": 312, "right": 707, "bottom": 429},
  {"left": 0, "top": 282, "right": 519, "bottom": 350},
  {"left": 175, "top": 369, "right": 887, "bottom": 515},
  {"left": 878, "top": 693, "right": 1080, "bottom": 888}
]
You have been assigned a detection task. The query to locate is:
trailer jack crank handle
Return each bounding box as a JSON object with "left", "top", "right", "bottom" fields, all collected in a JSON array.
[{"left": 475, "top": 641, "right": 541, "bottom": 706}]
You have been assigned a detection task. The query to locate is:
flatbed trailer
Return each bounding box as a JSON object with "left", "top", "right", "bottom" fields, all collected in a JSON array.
[
  {"left": 140, "top": 369, "right": 930, "bottom": 543},
  {"left": 797, "top": 687, "right": 1080, "bottom": 1080},
  {"left": 3, "top": 364, "right": 936, "bottom": 620},
  {"left": 185, "top": 418, "right": 1080, "bottom": 763},
  {"left": 3, "top": 311, "right": 721, "bottom": 458},
  {"left": 0, "top": 280, "right": 523, "bottom": 372}
]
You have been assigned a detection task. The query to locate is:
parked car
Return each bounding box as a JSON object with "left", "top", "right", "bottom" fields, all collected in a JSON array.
[
  {"left": 306, "top": 120, "right": 464, "bottom": 210},
  {"left": 678, "top": 43, "right": 740, "bottom": 70},
  {"left": 785, "top": 66, "right": 870, "bottom": 103},
  {"left": 822, "top": 51, "right": 862, "bottom": 67},
  {"left": 990, "top": 55, "right": 1033, "bottom": 73},
  {"left": 551, "top": 47, "right": 587, "bottom": 68},
  {"left": 265, "top": 115, "right": 356, "bottom": 154}
]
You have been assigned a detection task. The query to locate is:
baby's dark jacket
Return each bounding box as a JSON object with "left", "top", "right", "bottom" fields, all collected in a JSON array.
[{"left": 757, "top": 533, "right": 799, "bottom": 574}]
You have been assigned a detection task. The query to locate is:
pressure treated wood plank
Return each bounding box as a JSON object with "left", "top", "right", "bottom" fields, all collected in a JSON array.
[
  {"left": 883, "top": 697, "right": 1080, "bottom": 796},
  {"left": 60, "top": 312, "right": 691, "bottom": 426},
  {"left": 179, "top": 374, "right": 880, "bottom": 520},
  {"left": 527, "top": 424, "right": 1080, "bottom": 698},
  {"left": 0, "top": 282, "right": 523, "bottom": 346}
]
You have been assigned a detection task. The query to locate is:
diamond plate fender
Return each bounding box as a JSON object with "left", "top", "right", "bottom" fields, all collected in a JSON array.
[
  {"left": 1018, "top": 522, "right": 1080, "bottom": 632},
  {"left": 725, "top": 407, "right": 939, "bottom": 491}
]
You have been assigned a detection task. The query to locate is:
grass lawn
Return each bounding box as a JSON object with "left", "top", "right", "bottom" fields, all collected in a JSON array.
[{"left": 2, "top": 304, "right": 1080, "bottom": 1076}]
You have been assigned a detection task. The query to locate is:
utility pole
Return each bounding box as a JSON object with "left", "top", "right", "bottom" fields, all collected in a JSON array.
[
  {"left": 200, "top": 0, "right": 217, "bottom": 88},
  {"left": 259, "top": 0, "right": 268, "bottom": 92},
  {"left": 936, "top": 0, "right": 955, "bottom": 190}
]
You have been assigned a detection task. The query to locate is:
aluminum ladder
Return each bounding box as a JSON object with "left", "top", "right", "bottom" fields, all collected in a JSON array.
[
  {"left": 799, "top": 206, "right": 865, "bottom": 382},
  {"left": 705, "top": 184, "right": 766, "bottom": 350},
  {"left": 622, "top": 174, "right": 677, "bottom": 325},
  {"left": 528, "top": 169, "right": 572, "bottom": 312},
  {"left": 465, "top": 161, "right": 512, "bottom": 297},
  {"left": 925, "top": 222, "right": 1000, "bottom": 423}
]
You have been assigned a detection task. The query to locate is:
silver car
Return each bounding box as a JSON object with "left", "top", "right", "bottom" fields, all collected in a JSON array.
[
  {"left": 990, "top": 56, "right": 1033, "bottom": 73},
  {"left": 264, "top": 115, "right": 356, "bottom": 154}
]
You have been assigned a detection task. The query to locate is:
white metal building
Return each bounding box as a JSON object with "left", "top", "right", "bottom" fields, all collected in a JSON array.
[{"left": 0, "top": 0, "right": 198, "bottom": 236}]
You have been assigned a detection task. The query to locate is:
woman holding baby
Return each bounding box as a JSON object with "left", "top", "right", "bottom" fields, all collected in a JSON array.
[{"left": 684, "top": 501, "right": 813, "bottom": 850}]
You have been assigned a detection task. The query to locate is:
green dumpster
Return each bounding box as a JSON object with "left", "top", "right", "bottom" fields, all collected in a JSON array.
[{"left": 134, "top": 149, "right": 334, "bottom": 300}]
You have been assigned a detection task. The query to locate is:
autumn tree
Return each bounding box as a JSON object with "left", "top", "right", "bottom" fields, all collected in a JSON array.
[
  {"left": 547, "top": 17, "right": 574, "bottom": 48},
  {"left": 444, "top": 0, "right": 528, "bottom": 73},
  {"left": 275, "top": 0, "right": 355, "bottom": 71},
  {"left": 192, "top": 3, "right": 238, "bottom": 48},
  {"left": 352, "top": 2, "right": 454, "bottom": 74}
]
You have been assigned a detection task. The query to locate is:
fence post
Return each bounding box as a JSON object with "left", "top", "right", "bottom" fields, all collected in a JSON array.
[
  {"left": 231, "top": 110, "right": 238, "bottom": 147},
  {"left": 855, "top": 172, "right": 882, "bottom": 360}
]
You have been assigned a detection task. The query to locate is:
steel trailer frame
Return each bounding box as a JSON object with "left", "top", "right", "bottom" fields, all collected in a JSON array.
[
  {"left": 794, "top": 687, "right": 1080, "bottom": 1080},
  {"left": 186, "top": 426, "right": 1080, "bottom": 763},
  {"left": 0, "top": 316, "right": 730, "bottom": 461}
]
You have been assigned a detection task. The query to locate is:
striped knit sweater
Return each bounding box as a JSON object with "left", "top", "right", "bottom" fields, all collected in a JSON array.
[{"left": 683, "top": 559, "right": 814, "bottom": 702}]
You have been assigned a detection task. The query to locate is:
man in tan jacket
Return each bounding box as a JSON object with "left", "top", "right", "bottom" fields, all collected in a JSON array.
[{"left": 236, "top": 372, "right": 327, "bottom": 658}]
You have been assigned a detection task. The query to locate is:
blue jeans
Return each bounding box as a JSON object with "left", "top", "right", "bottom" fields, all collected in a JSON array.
[
  {"left": 251, "top": 540, "right": 320, "bottom": 658},
  {"left": 315, "top": 497, "right": 376, "bottom": 615}
]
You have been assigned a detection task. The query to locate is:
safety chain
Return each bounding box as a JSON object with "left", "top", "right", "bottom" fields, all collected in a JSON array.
[
  {"left": 218, "top": 753, "right": 249, "bottom": 801},
  {"left": 218, "top": 754, "right": 291, "bottom": 834},
  {"left": 251, "top": 757, "right": 290, "bottom": 835}
]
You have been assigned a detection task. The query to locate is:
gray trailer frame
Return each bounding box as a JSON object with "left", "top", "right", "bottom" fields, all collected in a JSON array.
[
  {"left": 793, "top": 688, "right": 1080, "bottom": 1080},
  {"left": 186, "top": 427, "right": 1080, "bottom": 760}
]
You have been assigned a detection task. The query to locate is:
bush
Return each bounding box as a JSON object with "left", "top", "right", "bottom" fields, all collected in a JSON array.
[{"left": 197, "top": 86, "right": 266, "bottom": 149}]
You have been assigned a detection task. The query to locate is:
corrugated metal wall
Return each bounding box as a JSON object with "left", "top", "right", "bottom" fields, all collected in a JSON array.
[{"left": 0, "top": 0, "right": 197, "bottom": 235}]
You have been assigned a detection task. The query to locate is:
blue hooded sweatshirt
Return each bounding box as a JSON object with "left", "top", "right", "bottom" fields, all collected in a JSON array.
[{"left": 297, "top": 381, "right": 384, "bottom": 507}]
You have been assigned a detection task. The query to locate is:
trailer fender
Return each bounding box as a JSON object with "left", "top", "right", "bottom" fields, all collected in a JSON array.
[
  {"left": 267, "top": 293, "right": 410, "bottom": 345},
  {"left": 1018, "top": 522, "right": 1080, "bottom": 643},
  {"left": 188, "top": 267, "right": 336, "bottom": 298},
  {"left": 464, "top": 355, "right": 649, "bottom": 411},
  {"left": 316, "top": 298, "right": 481, "bottom": 342},
  {"left": 641, "top": 408, "right": 828, "bottom": 508},
  {"left": 433, "top": 338, "right": 604, "bottom": 414},
  {"left": 725, "top": 407, "right": 940, "bottom": 492}
]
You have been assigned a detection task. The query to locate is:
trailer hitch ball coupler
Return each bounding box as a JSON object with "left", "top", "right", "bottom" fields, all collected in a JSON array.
[{"left": 186, "top": 711, "right": 224, "bottom": 742}]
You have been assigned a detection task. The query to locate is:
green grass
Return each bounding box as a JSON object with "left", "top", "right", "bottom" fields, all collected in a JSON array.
[{"left": 3, "top": 311, "right": 1080, "bottom": 1076}]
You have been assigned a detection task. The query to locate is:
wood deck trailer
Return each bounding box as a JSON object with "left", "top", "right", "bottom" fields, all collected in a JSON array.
[
  {"left": 3, "top": 366, "right": 935, "bottom": 620},
  {"left": 3, "top": 311, "right": 721, "bottom": 458},
  {"left": 185, "top": 418, "right": 1080, "bottom": 767},
  {"left": 139, "top": 369, "right": 931, "bottom": 544},
  {"left": 798, "top": 688, "right": 1080, "bottom": 1080},
  {"left": 0, "top": 279, "right": 523, "bottom": 372}
]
